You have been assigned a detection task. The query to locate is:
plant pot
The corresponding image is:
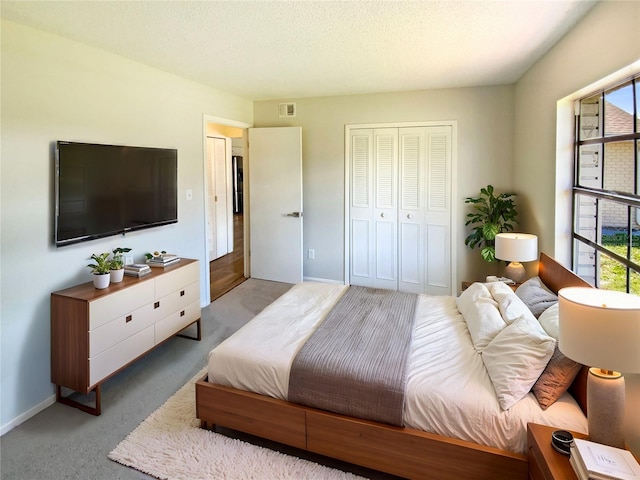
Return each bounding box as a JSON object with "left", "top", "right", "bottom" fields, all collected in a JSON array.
[
  {"left": 110, "top": 268, "right": 124, "bottom": 283},
  {"left": 92, "top": 273, "right": 110, "bottom": 289}
]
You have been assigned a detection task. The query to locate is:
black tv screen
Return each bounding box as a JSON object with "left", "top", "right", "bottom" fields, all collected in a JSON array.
[{"left": 55, "top": 141, "right": 178, "bottom": 246}]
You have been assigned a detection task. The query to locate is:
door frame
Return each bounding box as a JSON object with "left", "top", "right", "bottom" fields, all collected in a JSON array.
[
  {"left": 343, "top": 121, "right": 459, "bottom": 295},
  {"left": 202, "top": 115, "right": 252, "bottom": 304}
]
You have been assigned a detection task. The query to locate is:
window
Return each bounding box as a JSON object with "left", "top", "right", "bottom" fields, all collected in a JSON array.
[{"left": 572, "top": 75, "right": 640, "bottom": 293}]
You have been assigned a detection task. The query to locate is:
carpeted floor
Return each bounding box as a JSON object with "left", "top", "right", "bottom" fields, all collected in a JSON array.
[{"left": 0, "top": 279, "right": 401, "bottom": 480}]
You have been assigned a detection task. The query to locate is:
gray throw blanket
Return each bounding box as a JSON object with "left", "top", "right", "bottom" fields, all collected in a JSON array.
[{"left": 288, "top": 286, "right": 418, "bottom": 426}]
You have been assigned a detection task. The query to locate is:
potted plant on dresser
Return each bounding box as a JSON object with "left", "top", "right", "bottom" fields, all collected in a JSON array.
[
  {"left": 109, "top": 247, "right": 131, "bottom": 283},
  {"left": 87, "top": 253, "right": 111, "bottom": 289}
]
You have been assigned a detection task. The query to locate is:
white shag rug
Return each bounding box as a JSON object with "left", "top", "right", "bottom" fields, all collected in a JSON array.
[{"left": 109, "top": 369, "right": 368, "bottom": 480}]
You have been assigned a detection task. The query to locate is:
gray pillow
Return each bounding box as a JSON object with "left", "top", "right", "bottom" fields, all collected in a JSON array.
[{"left": 515, "top": 276, "right": 558, "bottom": 318}]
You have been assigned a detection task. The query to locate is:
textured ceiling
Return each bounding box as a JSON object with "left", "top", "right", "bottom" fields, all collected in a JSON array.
[{"left": 1, "top": 0, "right": 597, "bottom": 101}]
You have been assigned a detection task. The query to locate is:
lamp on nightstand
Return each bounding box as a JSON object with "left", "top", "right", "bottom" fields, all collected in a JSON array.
[
  {"left": 558, "top": 287, "right": 640, "bottom": 453},
  {"left": 494, "top": 233, "right": 538, "bottom": 283}
]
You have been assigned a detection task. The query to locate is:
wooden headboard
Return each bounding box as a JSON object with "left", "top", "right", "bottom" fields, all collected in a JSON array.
[
  {"left": 538, "top": 252, "right": 591, "bottom": 294},
  {"left": 537, "top": 252, "right": 591, "bottom": 416}
]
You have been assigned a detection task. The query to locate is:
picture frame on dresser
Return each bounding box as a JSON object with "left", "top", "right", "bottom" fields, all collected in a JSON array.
[{"left": 51, "top": 258, "right": 201, "bottom": 415}]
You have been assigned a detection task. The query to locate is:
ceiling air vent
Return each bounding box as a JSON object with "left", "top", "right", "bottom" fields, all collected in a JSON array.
[{"left": 279, "top": 102, "right": 296, "bottom": 118}]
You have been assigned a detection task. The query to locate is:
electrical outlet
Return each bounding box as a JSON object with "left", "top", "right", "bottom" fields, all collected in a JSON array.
[{"left": 308, "top": 249, "right": 315, "bottom": 260}]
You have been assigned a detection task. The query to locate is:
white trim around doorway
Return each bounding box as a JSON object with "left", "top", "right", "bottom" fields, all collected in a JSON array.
[{"left": 202, "top": 114, "right": 252, "bottom": 304}]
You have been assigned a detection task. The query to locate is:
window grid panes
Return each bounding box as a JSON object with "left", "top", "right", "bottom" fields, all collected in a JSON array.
[{"left": 572, "top": 76, "right": 640, "bottom": 293}]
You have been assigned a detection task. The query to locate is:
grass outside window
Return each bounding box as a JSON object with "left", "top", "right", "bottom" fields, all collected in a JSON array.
[{"left": 599, "top": 240, "right": 640, "bottom": 294}]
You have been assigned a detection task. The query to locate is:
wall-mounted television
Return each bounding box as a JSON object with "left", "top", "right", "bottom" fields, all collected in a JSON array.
[{"left": 55, "top": 141, "right": 178, "bottom": 247}]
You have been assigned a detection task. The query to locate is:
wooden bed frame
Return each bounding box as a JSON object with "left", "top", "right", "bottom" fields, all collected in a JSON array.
[{"left": 195, "top": 253, "right": 590, "bottom": 480}]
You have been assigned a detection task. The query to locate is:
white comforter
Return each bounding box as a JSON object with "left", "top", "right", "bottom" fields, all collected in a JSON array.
[{"left": 208, "top": 282, "right": 588, "bottom": 454}]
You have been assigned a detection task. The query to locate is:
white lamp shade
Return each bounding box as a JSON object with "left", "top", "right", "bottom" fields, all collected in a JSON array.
[
  {"left": 558, "top": 287, "right": 640, "bottom": 373},
  {"left": 494, "top": 233, "right": 538, "bottom": 262}
]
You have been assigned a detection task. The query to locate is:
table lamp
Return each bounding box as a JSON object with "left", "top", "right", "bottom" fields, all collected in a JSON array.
[
  {"left": 494, "top": 233, "right": 538, "bottom": 283},
  {"left": 558, "top": 287, "right": 640, "bottom": 449}
]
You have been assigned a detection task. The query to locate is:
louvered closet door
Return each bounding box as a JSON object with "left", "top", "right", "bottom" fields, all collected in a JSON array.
[
  {"left": 350, "top": 129, "right": 399, "bottom": 290},
  {"left": 350, "top": 126, "right": 451, "bottom": 294},
  {"left": 398, "top": 128, "right": 425, "bottom": 294},
  {"left": 423, "top": 126, "right": 452, "bottom": 295},
  {"left": 374, "top": 129, "right": 399, "bottom": 290}
]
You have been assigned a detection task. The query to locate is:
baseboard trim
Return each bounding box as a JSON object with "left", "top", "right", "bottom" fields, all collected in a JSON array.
[
  {"left": 1, "top": 394, "right": 56, "bottom": 436},
  {"left": 302, "top": 277, "right": 344, "bottom": 285}
]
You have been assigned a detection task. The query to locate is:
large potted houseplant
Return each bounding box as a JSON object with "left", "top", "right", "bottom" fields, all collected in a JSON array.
[
  {"left": 464, "top": 185, "right": 518, "bottom": 263},
  {"left": 87, "top": 252, "right": 111, "bottom": 289},
  {"left": 109, "top": 247, "right": 131, "bottom": 283}
]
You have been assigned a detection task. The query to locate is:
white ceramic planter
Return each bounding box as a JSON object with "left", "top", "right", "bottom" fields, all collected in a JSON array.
[
  {"left": 110, "top": 268, "right": 125, "bottom": 283},
  {"left": 93, "top": 273, "right": 111, "bottom": 289}
]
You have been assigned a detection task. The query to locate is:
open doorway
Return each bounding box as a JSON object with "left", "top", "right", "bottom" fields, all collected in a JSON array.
[
  {"left": 209, "top": 212, "right": 245, "bottom": 301},
  {"left": 205, "top": 120, "right": 248, "bottom": 301}
]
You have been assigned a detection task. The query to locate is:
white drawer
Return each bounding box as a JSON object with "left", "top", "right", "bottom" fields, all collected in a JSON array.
[
  {"left": 154, "top": 300, "right": 201, "bottom": 344},
  {"left": 89, "top": 281, "right": 155, "bottom": 330},
  {"left": 89, "top": 325, "right": 154, "bottom": 386},
  {"left": 89, "top": 302, "right": 158, "bottom": 356},
  {"left": 155, "top": 261, "right": 199, "bottom": 299},
  {"left": 153, "top": 281, "right": 199, "bottom": 320}
]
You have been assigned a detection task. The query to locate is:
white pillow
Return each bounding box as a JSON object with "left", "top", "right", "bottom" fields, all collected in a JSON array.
[
  {"left": 487, "top": 282, "right": 537, "bottom": 325},
  {"left": 456, "top": 282, "right": 506, "bottom": 352},
  {"left": 538, "top": 302, "right": 559, "bottom": 339},
  {"left": 482, "top": 315, "right": 556, "bottom": 410}
]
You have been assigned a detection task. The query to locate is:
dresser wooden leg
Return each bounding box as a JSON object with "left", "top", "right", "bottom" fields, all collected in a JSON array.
[
  {"left": 176, "top": 318, "right": 202, "bottom": 341},
  {"left": 55, "top": 384, "right": 101, "bottom": 416}
]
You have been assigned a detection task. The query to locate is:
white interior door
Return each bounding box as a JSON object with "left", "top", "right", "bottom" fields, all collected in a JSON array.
[
  {"left": 207, "top": 136, "right": 231, "bottom": 260},
  {"left": 248, "top": 127, "right": 303, "bottom": 284}
]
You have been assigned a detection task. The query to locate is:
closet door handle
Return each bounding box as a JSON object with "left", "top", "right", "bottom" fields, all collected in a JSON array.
[
  {"left": 407, "top": 213, "right": 414, "bottom": 219},
  {"left": 380, "top": 212, "right": 386, "bottom": 218}
]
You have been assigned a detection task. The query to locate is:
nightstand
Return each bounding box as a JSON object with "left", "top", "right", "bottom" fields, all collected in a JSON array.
[
  {"left": 460, "top": 280, "right": 521, "bottom": 292},
  {"left": 527, "top": 423, "right": 587, "bottom": 480}
]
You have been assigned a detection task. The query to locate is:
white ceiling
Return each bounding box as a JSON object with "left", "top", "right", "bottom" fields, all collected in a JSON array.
[{"left": 1, "top": 0, "right": 597, "bottom": 101}]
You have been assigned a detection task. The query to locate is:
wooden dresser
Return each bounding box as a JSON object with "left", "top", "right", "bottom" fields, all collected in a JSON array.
[{"left": 51, "top": 258, "right": 201, "bottom": 415}]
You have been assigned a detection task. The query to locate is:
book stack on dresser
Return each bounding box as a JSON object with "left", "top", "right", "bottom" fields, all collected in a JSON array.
[
  {"left": 147, "top": 253, "right": 180, "bottom": 268},
  {"left": 124, "top": 264, "right": 151, "bottom": 277}
]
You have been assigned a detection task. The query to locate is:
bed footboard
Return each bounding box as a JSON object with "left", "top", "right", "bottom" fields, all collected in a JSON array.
[
  {"left": 195, "top": 375, "right": 307, "bottom": 449},
  {"left": 195, "top": 375, "right": 528, "bottom": 480}
]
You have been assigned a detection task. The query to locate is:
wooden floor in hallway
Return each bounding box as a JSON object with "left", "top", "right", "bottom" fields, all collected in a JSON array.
[{"left": 209, "top": 213, "right": 245, "bottom": 302}]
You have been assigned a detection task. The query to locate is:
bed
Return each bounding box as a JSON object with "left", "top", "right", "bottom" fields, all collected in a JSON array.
[{"left": 196, "top": 253, "right": 592, "bottom": 479}]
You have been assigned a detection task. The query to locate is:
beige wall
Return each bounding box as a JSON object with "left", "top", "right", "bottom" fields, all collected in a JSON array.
[
  {"left": 254, "top": 86, "right": 515, "bottom": 285},
  {"left": 0, "top": 19, "right": 253, "bottom": 431},
  {"left": 514, "top": 0, "right": 640, "bottom": 267}
]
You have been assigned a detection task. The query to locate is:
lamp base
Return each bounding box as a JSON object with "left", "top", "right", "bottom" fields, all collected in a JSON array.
[
  {"left": 587, "top": 367, "right": 625, "bottom": 448},
  {"left": 503, "top": 262, "right": 526, "bottom": 283}
]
